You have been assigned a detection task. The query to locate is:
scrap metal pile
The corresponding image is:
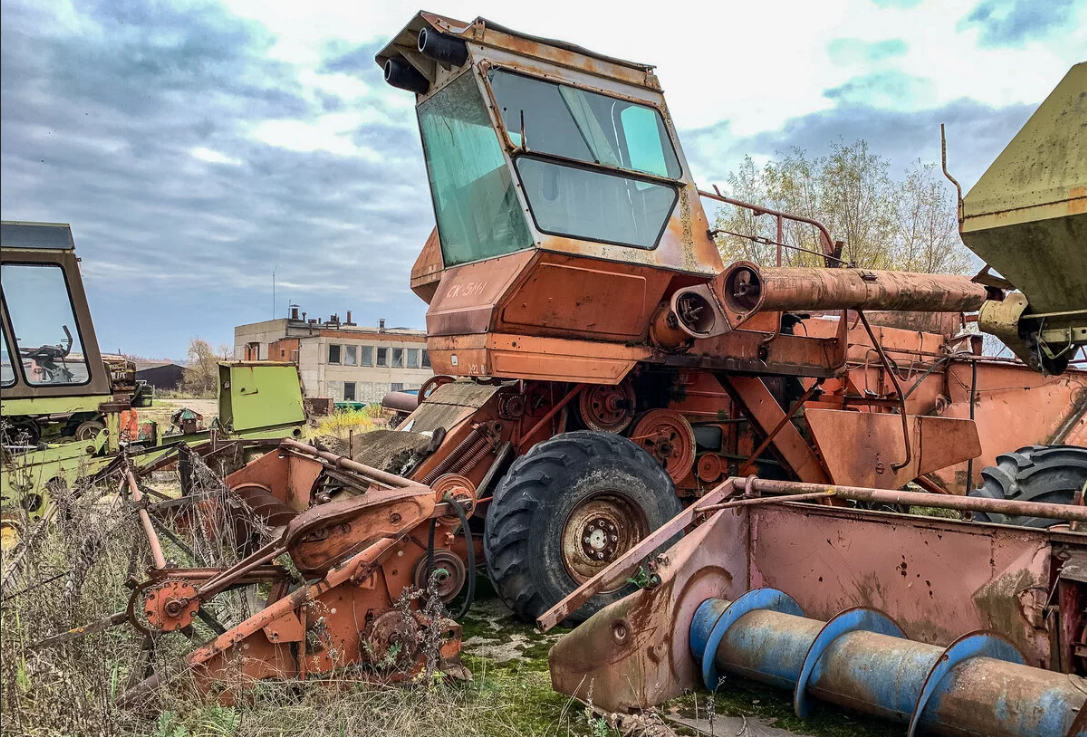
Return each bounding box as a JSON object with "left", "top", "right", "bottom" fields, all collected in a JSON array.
[{"left": 6, "top": 10, "right": 1086, "bottom": 737}]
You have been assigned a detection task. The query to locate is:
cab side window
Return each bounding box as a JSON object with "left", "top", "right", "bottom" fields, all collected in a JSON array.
[{"left": 1, "top": 263, "right": 90, "bottom": 385}]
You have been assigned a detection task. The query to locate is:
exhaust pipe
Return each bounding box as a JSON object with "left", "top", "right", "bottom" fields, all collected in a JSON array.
[
  {"left": 384, "top": 58, "right": 429, "bottom": 94},
  {"left": 417, "top": 27, "right": 468, "bottom": 67}
]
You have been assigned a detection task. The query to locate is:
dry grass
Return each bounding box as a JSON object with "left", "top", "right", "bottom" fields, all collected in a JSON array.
[
  {"left": 0, "top": 457, "right": 606, "bottom": 737},
  {"left": 302, "top": 407, "right": 383, "bottom": 441}
]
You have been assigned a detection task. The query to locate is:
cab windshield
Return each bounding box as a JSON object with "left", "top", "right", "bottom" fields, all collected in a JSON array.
[
  {"left": 418, "top": 71, "right": 533, "bottom": 267},
  {"left": 489, "top": 69, "right": 680, "bottom": 249}
]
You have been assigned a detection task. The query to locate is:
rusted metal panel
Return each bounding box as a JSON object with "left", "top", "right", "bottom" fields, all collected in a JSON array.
[
  {"left": 425, "top": 249, "right": 536, "bottom": 337},
  {"left": 499, "top": 258, "right": 671, "bottom": 340},
  {"left": 748, "top": 504, "right": 1054, "bottom": 666},
  {"left": 410, "top": 227, "right": 443, "bottom": 303},
  {"left": 806, "top": 409, "right": 981, "bottom": 490}
]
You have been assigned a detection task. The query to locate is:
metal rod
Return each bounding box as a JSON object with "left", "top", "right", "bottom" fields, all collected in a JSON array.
[
  {"left": 701, "top": 187, "right": 837, "bottom": 259},
  {"left": 126, "top": 470, "right": 166, "bottom": 569},
  {"left": 858, "top": 312, "right": 912, "bottom": 472},
  {"left": 745, "top": 478, "right": 1087, "bottom": 523},
  {"left": 518, "top": 384, "right": 583, "bottom": 452},
  {"left": 279, "top": 439, "right": 429, "bottom": 490},
  {"left": 696, "top": 490, "right": 835, "bottom": 512}
]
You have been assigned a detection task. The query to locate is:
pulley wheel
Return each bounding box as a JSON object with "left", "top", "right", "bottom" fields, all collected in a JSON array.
[
  {"left": 631, "top": 409, "right": 696, "bottom": 483},
  {"left": 432, "top": 473, "right": 477, "bottom": 526},
  {"left": 578, "top": 381, "right": 636, "bottom": 433}
]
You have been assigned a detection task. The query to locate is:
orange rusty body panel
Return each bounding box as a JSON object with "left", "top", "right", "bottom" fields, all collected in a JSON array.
[
  {"left": 806, "top": 410, "right": 981, "bottom": 490},
  {"left": 498, "top": 254, "right": 673, "bottom": 340},
  {"left": 425, "top": 250, "right": 536, "bottom": 337},
  {"left": 410, "top": 227, "right": 443, "bottom": 303},
  {"left": 426, "top": 333, "right": 649, "bottom": 383}
]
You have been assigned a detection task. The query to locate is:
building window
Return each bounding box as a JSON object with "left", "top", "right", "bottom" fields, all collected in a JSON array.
[
  {"left": 360, "top": 345, "right": 373, "bottom": 366},
  {"left": 343, "top": 381, "right": 356, "bottom": 401},
  {"left": 245, "top": 341, "right": 261, "bottom": 360},
  {"left": 422, "top": 349, "right": 431, "bottom": 368},
  {"left": 391, "top": 382, "right": 404, "bottom": 392},
  {"left": 391, "top": 348, "right": 404, "bottom": 368},
  {"left": 328, "top": 344, "right": 341, "bottom": 364},
  {"left": 377, "top": 347, "right": 388, "bottom": 366},
  {"left": 406, "top": 348, "right": 420, "bottom": 368},
  {"left": 344, "top": 345, "right": 358, "bottom": 366}
]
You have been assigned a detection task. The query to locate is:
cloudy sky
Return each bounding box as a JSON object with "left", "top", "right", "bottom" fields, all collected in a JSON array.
[{"left": 1, "top": 0, "right": 1083, "bottom": 358}]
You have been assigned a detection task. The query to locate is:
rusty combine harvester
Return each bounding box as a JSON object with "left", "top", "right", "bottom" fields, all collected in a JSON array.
[{"left": 106, "top": 12, "right": 1087, "bottom": 734}]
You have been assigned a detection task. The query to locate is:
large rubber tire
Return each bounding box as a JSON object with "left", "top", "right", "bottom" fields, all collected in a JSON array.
[
  {"left": 484, "top": 431, "right": 683, "bottom": 623},
  {"left": 968, "top": 445, "right": 1087, "bottom": 527}
]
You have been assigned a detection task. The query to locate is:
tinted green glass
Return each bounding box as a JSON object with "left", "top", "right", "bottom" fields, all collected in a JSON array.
[
  {"left": 489, "top": 70, "right": 681, "bottom": 179},
  {"left": 418, "top": 72, "right": 533, "bottom": 266}
]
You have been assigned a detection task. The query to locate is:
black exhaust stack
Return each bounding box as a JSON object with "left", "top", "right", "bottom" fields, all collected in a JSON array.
[
  {"left": 384, "top": 58, "right": 430, "bottom": 94},
  {"left": 417, "top": 27, "right": 468, "bottom": 67}
]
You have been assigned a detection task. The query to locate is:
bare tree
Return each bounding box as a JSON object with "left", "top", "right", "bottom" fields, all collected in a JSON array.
[
  {"left": 713, "top": 140, "right": 971, "bottom": 274},
  {"left": 181, "top": 338, "right": 224, "bottom": 396}
]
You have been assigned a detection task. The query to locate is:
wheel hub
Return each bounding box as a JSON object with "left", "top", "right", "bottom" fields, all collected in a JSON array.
[{"left": 562, "top": 493, "right": 648, "bottom": 588}]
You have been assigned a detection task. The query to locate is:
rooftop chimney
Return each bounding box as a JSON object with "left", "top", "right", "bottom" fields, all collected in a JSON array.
[
  {"left": 346, "top": 310, "right": 353, "bottom": 325},
  {"left": 379, "top": 318, "right": 386, "bottom": 333},
  {"left": 290, "top": 306, "right": 299, "bottom": 320}
]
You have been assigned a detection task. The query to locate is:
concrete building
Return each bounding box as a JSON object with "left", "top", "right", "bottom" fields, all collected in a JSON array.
[{"left": 234, "top": 309, "right": 433, "bottom": 403}]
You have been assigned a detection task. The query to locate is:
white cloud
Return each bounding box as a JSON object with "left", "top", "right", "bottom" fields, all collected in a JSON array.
[
  {"left": 220, "top": 0, "right": 1085, "bottom": 137},
  {"left": 190, "top": 146, "right": 243, "bottom": 165}
]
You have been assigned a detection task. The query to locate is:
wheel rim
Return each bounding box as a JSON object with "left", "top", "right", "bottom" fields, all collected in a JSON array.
[{"left": 561, "top": 492, "right": 648, "bottom": 589}]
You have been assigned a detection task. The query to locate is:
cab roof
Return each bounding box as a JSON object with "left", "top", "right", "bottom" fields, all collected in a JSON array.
[{"left": 0, "top": 221, "right": 75, "bottom": 251}]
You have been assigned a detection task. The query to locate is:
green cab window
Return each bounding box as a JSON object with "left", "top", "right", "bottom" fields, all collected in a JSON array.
[
  {"left": 488, "top": 69, "right": 681, "bottom": 249},
  {"left": 488, "top": 69, "right": 681, "bottom": 179},
  {"left": 417, "top": 71, "right": 534, "bottom": 267}
]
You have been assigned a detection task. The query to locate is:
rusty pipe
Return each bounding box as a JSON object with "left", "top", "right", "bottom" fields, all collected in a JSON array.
[
  {"left": 721, "top": 263, "right": 990, "bottom": 316},
  {"left": 126, "top": 470, "right": 166, "bottom": 569},
  {"left": 746, "top": 478, "right": 1087, "bottom": 523},
  {"left": 381, "top": 390, "right": 419, "bottom": 414}
]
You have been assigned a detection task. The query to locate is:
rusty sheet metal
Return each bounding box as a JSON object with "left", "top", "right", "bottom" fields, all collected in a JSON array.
[
  {"left": 427, "top": 333, "right": 649, "bottom": 384},
  {"left": 747, "top": 504, "right": 1054, "bottom": 667},
  {"left": 410, "top": 227, "right": 443, "bottom": 303},
  {"left": 425, "top": 249, "right": 536, "bottom": 338},
  {"left": 498, "top": 255, "right": 672, "bottom": 340},
  {"left": 548, "top": 497, "right": 1077, "bottom": 714},
  {"left": 223, "top": 448, "right": 323, "bottom": 511},
  {"left": 935, "top": 362, "right": 1087, "bottom": 489},
  {"left": 547, "top": 505, "right": 750, "bottom": 710},
  {"left": 806, "top": 409, "right": 981, "bottom": 490}
]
